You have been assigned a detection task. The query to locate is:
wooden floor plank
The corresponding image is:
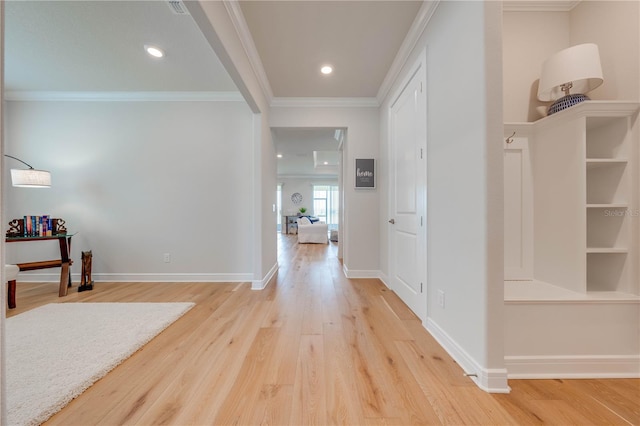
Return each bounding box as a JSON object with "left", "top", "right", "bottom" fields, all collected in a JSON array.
[
  {"left": 175, "top": 299, "right": 274, "bottom": 425},
  {"left": 289, "top": 334, "right": 327, "bottom": 425},
  {"left": 256, "top": 383, "right": 294, "bottom": 426},
  {"left": 212, "top": 326, "right": 281, "bottom": 425},
  {"left": 574, "top": 379, "right": 640, "bottom": 424},
  {"left": 503, "top": 379, "right": 638, "bottom": 425},
  {"left": 129, "top": 293, "right": 263, "bottom": 425},
  {"left": 338, "top": 282, "right": 404, "bottom": 419},
  {"left": 395, "top": 340, "right": 480, "bottom": 425},
  {"left": 301, "top": 276, "right": 325, "bottom": 335},
  {"left": 3, "top": 234, "right": 636, "bottom": 426}
]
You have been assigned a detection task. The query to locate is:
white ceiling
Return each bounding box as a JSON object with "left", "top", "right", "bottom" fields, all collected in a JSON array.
[
  {"left": 273, "top": 128, "right": 341, "bottom": 178},
  {"left": 4, "top": 0, "right": 237, "bottom": 93},
  {"left": 4, "top": 0, "right": 585, "bottom": 177},
  {"left": 4, "top": 0, "right": 422, "bottom": 177},
  {"left": 239, "top": 1, "right": 423, "bottom": 98},
  {"left": 4, "top": 1, "right": 584, "bottom": 96},
  {"left": 4, "top": 0, "right": 423, "bottom": 99}
]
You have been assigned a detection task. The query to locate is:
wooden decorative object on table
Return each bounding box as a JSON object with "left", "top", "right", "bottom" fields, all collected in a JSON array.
[
  {"left": 78, "top": 250, "right": 94, "bottom": 292},
  {"left": 52, "top": 218, "right": 67, "bottom": 234},
  {"left": 6, "top": 219, "right": 23, "bottom": 237}
]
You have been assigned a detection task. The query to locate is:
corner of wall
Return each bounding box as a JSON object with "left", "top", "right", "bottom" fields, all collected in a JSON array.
[
  {"left": 426, "top": 318, "right": 510, "bottom": 393},
  {"left": 252, "top": 261, "right": 278, "bottom": 290}
]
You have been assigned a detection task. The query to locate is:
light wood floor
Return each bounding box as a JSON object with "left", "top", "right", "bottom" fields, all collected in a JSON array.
[{"left": 7, "top": 234, "right": 640, "bottom": 425}]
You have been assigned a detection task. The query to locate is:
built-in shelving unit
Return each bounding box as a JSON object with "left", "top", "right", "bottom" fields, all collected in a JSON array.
[
  {"left": 503, "top": 102, "right": 640, "bottom": 379},
  {"left": 584, "top": 114, "right": 633, "bottom": 293},
  {"left": 527, "top": 101, "right": 639, "bottom": 297}
]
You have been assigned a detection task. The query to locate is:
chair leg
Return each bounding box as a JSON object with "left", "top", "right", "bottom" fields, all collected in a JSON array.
[{"left": 8, "top": 279, "right": 16, "bottom": 309}]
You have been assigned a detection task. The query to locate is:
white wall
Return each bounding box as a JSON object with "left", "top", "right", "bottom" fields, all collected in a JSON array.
[
  {"left": 270, "top": 106, "right": 379, "bottom": 274},
  {"left": 259, "top": 115, "right": 278, "bottom": 281},
  {"left": 188, "top": 1, "right": 277, "bottom": 285},
  {"left": 4, "top": 100, "right": 255, "bottom": 281},
  {"left": 503, "top": 1, "right": 640, "bottom": 123},
  {"left": 502, "top": 11, "right": 569, "bottom": 122},
  {"left": 379, "top": 1, "right": 506, "bottom": 392},
  {"left": 279, "top": 177, "right": 337, "bottom": 218},
  {"left": 570, "top": 1, "right": 640, "bottom": 103}
]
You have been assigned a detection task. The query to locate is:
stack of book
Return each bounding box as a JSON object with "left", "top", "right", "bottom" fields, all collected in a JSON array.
[{"left": 23, "top": 215, "right": 53, "bottom": 237}]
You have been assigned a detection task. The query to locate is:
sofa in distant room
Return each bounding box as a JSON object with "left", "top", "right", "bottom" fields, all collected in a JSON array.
[{"left": 296, "top": 217, "right": 328, "bottom": 244}]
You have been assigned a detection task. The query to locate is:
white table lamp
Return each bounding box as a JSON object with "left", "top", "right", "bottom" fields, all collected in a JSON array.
[{"left": 537, "top": 43, "right": 604, "bottom": 115}]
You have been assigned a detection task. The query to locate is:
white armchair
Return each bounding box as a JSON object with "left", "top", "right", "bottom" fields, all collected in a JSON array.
[{"left": 296, "top": 217, "right": 328, "bottom": 244}]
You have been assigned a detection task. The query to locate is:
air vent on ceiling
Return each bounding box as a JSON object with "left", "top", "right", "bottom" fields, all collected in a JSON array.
[{"left": 167, "top": 0, "right": 190, "bottom": 15}]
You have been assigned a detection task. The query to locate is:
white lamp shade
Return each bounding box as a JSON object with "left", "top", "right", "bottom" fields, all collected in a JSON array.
[
  {"left": 537, "top": 43, "right": 604, "bottom": 102},
  {"left": 11, "top": 168, "right": 52, "bottom": 188}
]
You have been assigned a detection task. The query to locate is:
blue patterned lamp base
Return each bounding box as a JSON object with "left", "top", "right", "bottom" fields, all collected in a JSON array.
[{"left": 548, "top": 94, "right": 590, "bottom": 115}]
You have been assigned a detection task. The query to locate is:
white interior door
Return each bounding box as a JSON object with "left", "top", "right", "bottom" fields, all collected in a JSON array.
[{"left": 389, "top": 64, "right": 427, "bottom": 322}]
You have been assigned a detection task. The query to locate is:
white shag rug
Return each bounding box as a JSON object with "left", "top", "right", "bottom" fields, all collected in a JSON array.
[{"left": 6, "top": 302, "right": 195, "bottom": 426}]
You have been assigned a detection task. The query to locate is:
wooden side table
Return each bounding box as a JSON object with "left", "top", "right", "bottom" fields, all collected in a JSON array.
[
  {"left": 5, "top": 233, "right": 75, "bottom": 308},
  {"left": 283, "top": 215, "right": 299, "bottom": 234}
]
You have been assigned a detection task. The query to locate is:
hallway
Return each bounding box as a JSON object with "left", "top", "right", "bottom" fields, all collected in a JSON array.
[{"left": 8, "top": 234, "right": 640, "bottom": 424}]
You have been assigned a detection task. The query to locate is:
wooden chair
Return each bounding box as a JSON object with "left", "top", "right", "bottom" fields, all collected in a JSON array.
[{"left": 6, "top": 264, "right": 19, "bottom": 309}]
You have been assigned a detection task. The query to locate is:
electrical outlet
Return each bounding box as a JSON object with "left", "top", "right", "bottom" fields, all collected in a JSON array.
[
  {"left": 163, "top": 253, "right": 171, "bottom": 263},
  {"left": 437, "top": 290, "right": 445, "bottom": 308}
]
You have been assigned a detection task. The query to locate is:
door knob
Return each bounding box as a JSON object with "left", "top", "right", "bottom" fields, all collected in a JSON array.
[{"left": 388, "top": 219, "right": 395, "bottom": 224}]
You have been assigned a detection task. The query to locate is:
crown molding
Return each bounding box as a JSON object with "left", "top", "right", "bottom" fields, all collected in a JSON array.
[
  {"left": 4, "top": 91, "right": 245, "bottom": 102},
  {"left": 278, "top": 174, "right": 339, "bottom": 181},
  {"left": 224, "top": 0, "right": 275, "bottom": 105},
  {"left": 271, "top": 97, "right": 379, "bottom": 108},
  {"left": 502, "top": 1, "right": 581, "bottom": 12},
  {"left": 376, "top": 0, "right": 440, "bottom": 104}
]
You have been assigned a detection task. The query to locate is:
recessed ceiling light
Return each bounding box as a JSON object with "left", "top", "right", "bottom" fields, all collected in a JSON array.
[
  {"left": 321, "top": 65, "right": 333, "bottom": 75},
  {"left": 144, "top": 45, "right": 164, "bottom": 58},
  {"left": 323, "top": 161, "right": 329, "bottom": 165},
  {"left": 277, "top": 154, "right": 283, "bottom": 158}
]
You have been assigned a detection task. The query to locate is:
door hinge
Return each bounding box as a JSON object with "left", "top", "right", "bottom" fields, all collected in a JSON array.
[
  {"left": 420, "top": 216, "right": 423, "bottom": 226},
  {"left": 420, "top": 82, "right": 423, "bottom": 93},
  {"left": 420, "top": 148, "right": 423, "bottom": 159},
  {"left": 420, "top": 282, "right": 423, "bottom": 293}
]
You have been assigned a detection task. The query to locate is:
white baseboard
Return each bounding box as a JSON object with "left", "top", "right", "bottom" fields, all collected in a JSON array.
[
  {"left": 378, "top": 272, "right": 391, "bottom": 288},
  {"left": 426, "top": 318, "right": 510, "bottom": 393},
  {"left": 342, "top": 264, "right": 381, "bottom": 279},
  {"left": 252, "top": 262, "right": 278, "bottom": 290},
  {"left": 16, "top": 272, "right": 254, "bottom": 283},
  {"left": 505, "top": 355, "right": 640, "bottom": 378},
  {"left": 17, "top": 263, "right": 275, "bottom": 290}
]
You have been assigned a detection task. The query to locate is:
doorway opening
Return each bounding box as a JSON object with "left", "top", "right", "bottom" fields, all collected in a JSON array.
[{"left": 272, "top": 127, "right": 344, "bottom": 254}]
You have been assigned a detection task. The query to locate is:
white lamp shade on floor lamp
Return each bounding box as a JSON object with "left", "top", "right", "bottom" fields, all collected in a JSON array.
[
  {"left": 10, "top": 168, "right": 52, "bottom": 188},
  {"left": 537, "top": 43, "right": 604, "bottom": 115},
  {"left": 5, "top": 155, "right": 52, "bottom": 188}
]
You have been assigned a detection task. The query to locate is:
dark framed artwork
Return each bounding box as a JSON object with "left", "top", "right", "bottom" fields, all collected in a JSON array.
[{"left": 355, "top": 158, "right": 375, "bottom": 189}]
